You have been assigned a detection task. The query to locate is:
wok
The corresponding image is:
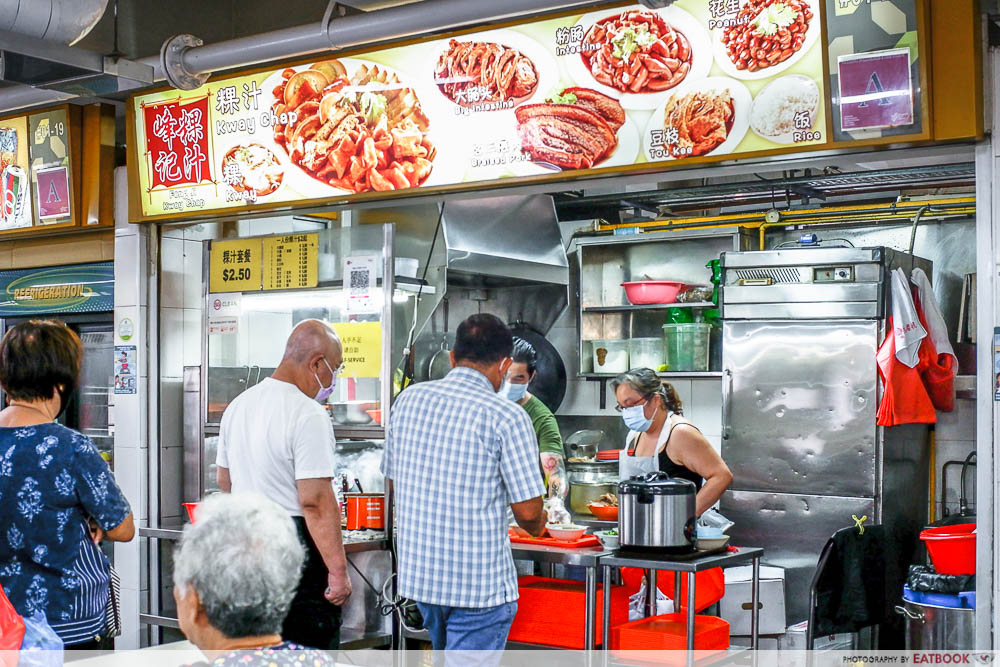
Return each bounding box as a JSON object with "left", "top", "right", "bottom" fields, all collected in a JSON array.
[{"left": 510, "top": 322, "right": 566, "bottom": 413}]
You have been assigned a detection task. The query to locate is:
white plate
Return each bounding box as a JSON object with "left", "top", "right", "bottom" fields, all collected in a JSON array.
[
  {"left": 642, "top": 76, "right": 751, "bottom": 162},
  {"left": 711, "top": 0, "right": 820, "bottom": 81},
  {"left": 563, "top": 4, "right": 712, "bottom": 111},
  {"left": 257, "top": 58, "right": 463, "bottom": 196},
  {"left": 421, "top": 29, "right": 559, "bottom": 119},
  {"left": 749, "top": 74, "right": 821, "bottom": 144},
  {"left": 505, "top": 111, "right": 641, "bottom": 177}
]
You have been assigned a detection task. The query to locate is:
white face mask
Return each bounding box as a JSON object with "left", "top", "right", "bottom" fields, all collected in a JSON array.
[
  {"left": 621, "top": 400, "right": 657, "bottom": 432},
  {"left": 500, "top": 380, "right": 528, "bottom": 402}
]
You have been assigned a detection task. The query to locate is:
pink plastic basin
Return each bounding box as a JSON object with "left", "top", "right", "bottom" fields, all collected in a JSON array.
[{"left": 621, "top": 281, "right": 687, "bottom": 305}]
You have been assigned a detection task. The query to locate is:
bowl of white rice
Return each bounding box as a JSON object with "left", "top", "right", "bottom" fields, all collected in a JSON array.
[{"left": 750, "top": 75, "right": 820, "bottom": 145}]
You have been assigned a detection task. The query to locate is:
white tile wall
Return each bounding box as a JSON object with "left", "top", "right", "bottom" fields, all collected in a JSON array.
[
  {"left": 688, "top": 379, "right": 723, "bottom": 438},
  {"left": 159, "top": 237, "right": 184, "bottom": 309},
  {"left": 182, "top": 308, "right": 202, "bottom": 367},
  {"left": 114, "top": 446, "right": 148, "bottom": 522},
  {"left": 182, "top": 240, "right": 204, "bottom": 308}
]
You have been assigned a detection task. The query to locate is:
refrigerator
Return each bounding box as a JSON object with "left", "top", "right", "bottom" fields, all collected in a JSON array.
[{"left": 719, "top": 247, "right": 932, "bottom": 647}]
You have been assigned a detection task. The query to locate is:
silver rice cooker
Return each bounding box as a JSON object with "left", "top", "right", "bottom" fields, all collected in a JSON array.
[{"left": 618, "top": 471, "right": 697, "bottom": 553}]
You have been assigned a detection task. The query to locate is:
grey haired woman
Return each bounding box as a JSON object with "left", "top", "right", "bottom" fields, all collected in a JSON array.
[
  {"left": 612, "top": 368, "right": 732, "bottom": 516},
  {"left": 173, "top": 493, "right": 334, "bottom": 666}
]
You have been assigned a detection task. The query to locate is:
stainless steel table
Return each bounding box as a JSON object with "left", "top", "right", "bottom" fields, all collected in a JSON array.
[
  {"left": 511, "top": 543, "right": 613, "bottom": 650},
  {"left": 600, "top": 547, "right": 765, "bottom": 651}
]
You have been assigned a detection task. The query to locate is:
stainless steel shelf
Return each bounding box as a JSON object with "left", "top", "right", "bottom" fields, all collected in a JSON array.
[
  {"left": 344, "top": 536, "right": 388, "bottom": 554},
  {"left": 581, "top": 371, "right": 722, "bottom": 380},
  {"left": 335, "top": 425, "right": 385, "bottom": 440},
  {"left": 340, "top": 628, "right": 392, "bottom": 650},
  {"left": 583, "top": 301, "right": 714, "bottom": 312}
]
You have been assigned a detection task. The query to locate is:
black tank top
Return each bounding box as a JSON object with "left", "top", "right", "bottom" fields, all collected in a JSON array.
[{"left": 626, "top": 417, "right": 704, "bottom": 491}]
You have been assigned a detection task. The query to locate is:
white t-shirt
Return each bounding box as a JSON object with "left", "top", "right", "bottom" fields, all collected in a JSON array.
[{"left": 217, "top": 377, "right": 336, "bottom": 516}]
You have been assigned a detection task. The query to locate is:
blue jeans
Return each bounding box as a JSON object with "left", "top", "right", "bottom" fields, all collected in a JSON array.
[{"left": 416, "top": 601, "right": 518, "bottom": 651}]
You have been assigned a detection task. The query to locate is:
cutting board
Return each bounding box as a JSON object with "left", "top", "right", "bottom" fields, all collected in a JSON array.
[{"left": 509, "top": 530, "right": 602, "bottom": 549}]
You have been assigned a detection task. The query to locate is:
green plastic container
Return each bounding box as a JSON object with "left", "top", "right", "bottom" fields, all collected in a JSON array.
[{"left": 661, "top": 323, "right": 711, "bottom": 372}]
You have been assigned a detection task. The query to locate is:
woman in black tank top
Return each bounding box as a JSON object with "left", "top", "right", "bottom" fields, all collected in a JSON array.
[{"left": 614, "top": 368, "right": 732, "bottom": 515}]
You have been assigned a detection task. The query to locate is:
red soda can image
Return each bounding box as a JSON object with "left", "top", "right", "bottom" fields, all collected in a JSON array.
[{"left": 1, "top": 165, "right": 25, "bottom": 221}]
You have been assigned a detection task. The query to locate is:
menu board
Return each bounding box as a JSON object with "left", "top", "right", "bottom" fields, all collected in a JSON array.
[
  {"left": 0, "top": 108, "right": 76, "bottom": 231},
  {"left": 209, "top": 238, "right": 262, "bottom": 292},
  {"left": 131, "top": 0, "right": 828, "bottom": 219},
  {"left": 262, "top": 233, "right": 318, "bottom": 290}
]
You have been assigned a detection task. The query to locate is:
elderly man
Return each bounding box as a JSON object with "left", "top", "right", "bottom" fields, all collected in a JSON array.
[
  {"left": 216, "top": 319, "right": 350, "bottom": 650},
  {"left": 383, "top": 314, "right": 546, "bottom": 652},
  {"left": 173, "top": 493, "right": 334, "bottom": 665}
]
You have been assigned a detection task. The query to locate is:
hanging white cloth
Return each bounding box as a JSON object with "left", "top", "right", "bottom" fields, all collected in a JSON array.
[
  {"left": 910, "top": 267, "right": 957, "bottom": 366},
  {"left": 891, "top": 267, "right": 926, "bottom": 368}
]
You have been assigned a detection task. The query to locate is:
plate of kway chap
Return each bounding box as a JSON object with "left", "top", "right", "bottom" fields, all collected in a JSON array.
[
  {"left": 425, "top": 29, "right": 559, "bottom": 119},
  {"left": 261, "top": 57, "right": 461, "bottom": 195},
  {"left": 642, "top": 76, "right": 751, "bottom": 162},
  {"left": 711, "top": 0, "right": 819, "bottom": 81},
  {"left": 564, "top": 5, "right": 712, "bottom": 111},
  {"left": 506, "top": 85, "right": 640, "bottom": 176}
]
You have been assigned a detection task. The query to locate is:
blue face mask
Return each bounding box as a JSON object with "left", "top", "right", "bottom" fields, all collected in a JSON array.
[
  {"left": 622, "top": 402, "right": 656, "bottom": 432},
  {"left": 500, "top": 380, "right": 529, "bottom": 402}
]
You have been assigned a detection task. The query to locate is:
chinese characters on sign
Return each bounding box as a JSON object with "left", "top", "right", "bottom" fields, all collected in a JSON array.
[
  {"left": 142, "top": 96, "right": 211, "bottom": 191},
  {"left": 262, "top": 233, "right": 318, "bottom": 290},
  {"left": 838, "top": 48, "right": 914, "bottom": 132},
  {"left": 330, "top": 321, "right": 382, "bottom": 378},
  {"left": 209, "top": 238, "right": 262, "bottom": 292}
]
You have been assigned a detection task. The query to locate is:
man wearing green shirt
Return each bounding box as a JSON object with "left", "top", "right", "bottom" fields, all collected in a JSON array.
[{"left": 500, "top": 337, "right": 567, "bottom": 499}]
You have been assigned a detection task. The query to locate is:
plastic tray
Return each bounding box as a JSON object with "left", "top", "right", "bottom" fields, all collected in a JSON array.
[{"left": 509, "top": 530, "right": 602, "bottom": 549}]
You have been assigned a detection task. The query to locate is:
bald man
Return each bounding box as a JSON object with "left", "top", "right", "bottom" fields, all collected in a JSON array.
[{"left": 216, "top": 319, "right": 351, "bottom": 650}]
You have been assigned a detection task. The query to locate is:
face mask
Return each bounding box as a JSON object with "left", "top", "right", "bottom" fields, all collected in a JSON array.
[
  {"left": 622, "top": 401, "right": 657, "bottom": 432},
  {"left": 500, "top": 381, "right": 528, "bottom": 402},
  {"left": 313, "top": 358, "right": 337, "bottom": 404}
]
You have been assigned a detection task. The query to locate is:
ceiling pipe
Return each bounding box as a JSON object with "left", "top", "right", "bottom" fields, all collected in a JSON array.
[
  {"left": 0, "top": 0, "right": 109, "bottom": 45},
  {"left": 138, "top": 0, "right": 601, "bottom": 87},
  {"left": 0, "top": 84, "right": 75, "bottom": 112}
]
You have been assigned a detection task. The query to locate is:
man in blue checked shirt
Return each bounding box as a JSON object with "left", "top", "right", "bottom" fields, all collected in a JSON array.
[{"left": 382, "top": 313, "right": 546, "bottom": 652}]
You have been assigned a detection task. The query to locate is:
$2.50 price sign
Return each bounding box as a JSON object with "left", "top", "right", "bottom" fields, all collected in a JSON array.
[{"left": 210, "top": 238, "right": 262, "bottom": 293}]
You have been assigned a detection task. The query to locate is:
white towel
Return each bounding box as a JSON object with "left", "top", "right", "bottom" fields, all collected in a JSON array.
[
  {"left": 891, "top": 267, "right": 926, "bottom": 368},
  {"left": 911, "top": 268, "right": 957, "bottom": 366}
]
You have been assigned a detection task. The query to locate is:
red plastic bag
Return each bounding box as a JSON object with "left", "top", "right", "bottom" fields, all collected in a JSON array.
[
  {"left": 0, "top": 583, "right": 25, "bottom": 667},
  {"left": 620, "top": 566, "right": 725, "bottom": 613},
  {"left": 876, "top": 317, "right": 937, "bottom": 426}
]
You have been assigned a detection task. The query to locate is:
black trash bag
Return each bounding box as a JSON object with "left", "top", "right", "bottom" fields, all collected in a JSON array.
[{"left": 907, "top": 564, "right": 975, "bottom": 593}]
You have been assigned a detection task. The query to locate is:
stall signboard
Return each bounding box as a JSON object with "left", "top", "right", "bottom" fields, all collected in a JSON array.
[
  {"left": 262, "top": 233, "right": 318, "bottom": 290},
  {"left": 0, "top": 262, "right": 113, "bottom": 316},
  {"left": 130, "top": 0, "right": 835, "bottom": 220},
  {"left": 331, "top": 321, "right": 382, "bottom": 378},
  {"left": 209, "top": 238, "right": 263, "bottom": 292}
]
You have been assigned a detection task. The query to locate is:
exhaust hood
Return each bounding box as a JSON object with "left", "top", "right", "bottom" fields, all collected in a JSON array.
[{"left": 441, "top": 194, "right": 568, "bottom": 286}]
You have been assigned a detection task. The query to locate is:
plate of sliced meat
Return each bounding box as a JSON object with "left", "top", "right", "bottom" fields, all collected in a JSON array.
[
  {"left": 564, "top": 5, "right": 712, "bottom": 111},
  {"left": 424, "top": 29, "right": 558, "bottom": 116},
  {"left": 642, "top": 76, "right": 751, "bottom": 162},
  {"left": 509, "top": 87, "right": 639, "bottom": 174}
]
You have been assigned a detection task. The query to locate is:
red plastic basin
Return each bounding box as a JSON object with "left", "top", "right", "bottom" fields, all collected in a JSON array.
[
  {"left": 921, "top": 523, "right": 976, "bottom": 575},
  {"left": 622, "top": 281, "right": 687, "bottom": 305}
]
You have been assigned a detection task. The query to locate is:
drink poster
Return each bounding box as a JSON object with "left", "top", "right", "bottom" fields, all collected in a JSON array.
[
  {"left": 131, "top": 0, "right": 829, "bottom": 219},
  {"left": 0, "top": 116, "right": 32, "bottom": 230}
]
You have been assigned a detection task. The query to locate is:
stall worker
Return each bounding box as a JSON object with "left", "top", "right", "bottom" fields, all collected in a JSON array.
[
  {"left": 501, "top": 337, "right": 567, "bottom": 499},
  {"left": 383, "top": 314, "right": 546, "bottom": 652},
  {"left": 173, "top": 493, "right": 333, "bottom": 666},
  {"left": 0, "top": 320, "right": 135, "bottom": 650},
  {"left": 216, "top": 319, "right": 351, "bottom": 651},
  {"left": 613, "top": 367, "right": 732, "bottom": 512}
]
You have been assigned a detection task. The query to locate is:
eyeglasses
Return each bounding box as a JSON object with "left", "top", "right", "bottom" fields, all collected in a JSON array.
[
  {"left": 333, "top": 363, "right": 346, "bottom": 377},
  {"left": 614, "top": 394, "right": 652, "bottom": 413}
]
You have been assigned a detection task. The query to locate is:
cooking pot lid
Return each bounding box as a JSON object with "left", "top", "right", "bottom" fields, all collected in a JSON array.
[{"left": 619, "top": 471, "right": 697, "bottom": 496}]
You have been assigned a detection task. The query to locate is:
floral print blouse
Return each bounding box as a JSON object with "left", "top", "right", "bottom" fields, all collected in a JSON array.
[
  {"left": 0, "top": 423, "right": 131, "bottom": 645},
  {"left": 189, "top": 642, "right": 334, "bottom": 666}
]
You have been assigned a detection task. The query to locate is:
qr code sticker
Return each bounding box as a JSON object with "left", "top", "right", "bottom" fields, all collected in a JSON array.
[{"left": 349, "top": 267, "right": 370, "bottom": 295}]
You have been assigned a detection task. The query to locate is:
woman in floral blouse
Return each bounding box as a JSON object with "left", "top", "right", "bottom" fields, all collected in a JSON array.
[{"left": 0, "top": 320, "right": 134, "bottom": 649}]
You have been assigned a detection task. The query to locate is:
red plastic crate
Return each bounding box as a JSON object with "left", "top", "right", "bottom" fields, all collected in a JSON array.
[
  {"left": 610, "top": 613, "right": 730, "bottom": 652},
  {"left": 509, "top": 576, "right": 629, "bottom": 649}
]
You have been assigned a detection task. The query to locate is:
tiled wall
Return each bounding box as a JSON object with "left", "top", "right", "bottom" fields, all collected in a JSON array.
[{"left": 935, "top": 398, "right": 977, "bottom": 519}]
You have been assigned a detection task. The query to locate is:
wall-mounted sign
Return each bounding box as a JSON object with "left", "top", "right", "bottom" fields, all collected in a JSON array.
[
  {"left": 209, "top": 238, "right": 262, "bottom": 293},
  {"left": 331, "top": 321, "right": 382, "bottom": 378},
  {"left": 208, "top": 292, "right": 242, "bottom": 334},
  {"left": 0, "top": 262, "right": 113, "bottom": 316},
  {"left": 262, "top": 233, "right": 318, "bottom": 290},
  {"left": 130, "top": 1, "right": 833, "bottom": 220},
  {"left": 838, "top": 48, "right": 913, "bottom": 132},
  {"left": 114, "top": 345, "right": 138, "bottom": 395}
]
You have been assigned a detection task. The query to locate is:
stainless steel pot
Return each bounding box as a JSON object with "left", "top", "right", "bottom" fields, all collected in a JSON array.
[
  {"left": 568, "top": 481, "right": 618, "bottom": 515},
  {"left": 618, "top": 471, "right": 697, "bottom": 553},
  {"left": 896, "top": 601, "right": 975, "bottom": 650}
]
